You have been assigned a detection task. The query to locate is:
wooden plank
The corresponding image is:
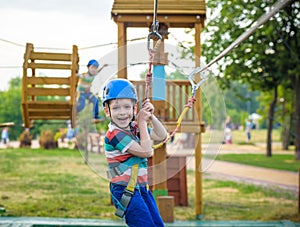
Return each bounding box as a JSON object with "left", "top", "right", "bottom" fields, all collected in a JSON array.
[
  {"left": 27, "top": 101, "right": 71, "bottom": 109},
  {"left": 27, "top": 62, "right": 71, "bottom": 70},
  {"left": 27, "top": 77, "right": 70, "bottom": 85},
  {"left": 29, "top": 116, "right": 71, "bottom": 120},
  {"left": 113, "top": 15, "right": 204, "bottom": 25},
  {"left": 26, "top": 87, "right": 70, "bottom": 96},
  {"left": 30, "top": 52, "right": 71, "bottom": 61},
  {"left": 28, "top": 110, "right": 71, "bottom": 117}
]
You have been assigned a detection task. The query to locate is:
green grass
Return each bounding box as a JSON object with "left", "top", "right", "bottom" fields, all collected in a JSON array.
[
  {"left": 215, "top": 154, "right": 299, "bottom": 172},
  {"left": 202, "top": 129, "right": 281, "bottom": 144},
  {"left": 0, "top": 148, "right": 299, "bottom": 222}
]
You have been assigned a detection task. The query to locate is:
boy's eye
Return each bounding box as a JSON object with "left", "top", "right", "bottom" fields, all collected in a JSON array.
[
  {"left": 111, "top": 106, "right": 120, "bottom": 110},
  {"left": 124, "top": 105, "right": 132, "bottom": 109}
]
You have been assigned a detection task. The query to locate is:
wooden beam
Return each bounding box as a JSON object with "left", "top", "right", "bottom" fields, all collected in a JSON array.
[
  {"left": 27, "top": 77, "right": 70, "bottom": 85},
  {"left": 113, "top": 15, "right": 204, "bottom": 26},
  {"left": 27, "top": 62, "right": 71, "bottom": 70},
  {"left": 27, "top": 101, "right": 71, "bottom": 109},
  {"left": 118, "top": 24, "right": 127, "bottom": 78},
  {"left": 117, "top": 22, "right": 127, "bottom": 79},
  {"left": 194, "top": 22, "right": 203, "bottom": 220},
  {"left": 29, "top": 116, "right": 71, "bottom": 120},
  {"left": 30, "top": 52, "right": 72, "bottom": 61},
  {"left": 28, "top": 110, "right": 71, "bottom": 117},
  {"left": 26, "top": 87, "right": 70, "bottom": 96}
]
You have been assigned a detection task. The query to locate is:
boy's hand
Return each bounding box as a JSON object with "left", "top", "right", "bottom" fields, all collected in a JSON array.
[
  {"left": 137, "top": 109, "right": 152, "bottom": 123},
  {"left": 142, "top": 99, "right": 154, "bottom": 114}
]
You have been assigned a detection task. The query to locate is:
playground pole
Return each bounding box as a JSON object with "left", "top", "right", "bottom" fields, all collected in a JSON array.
[{"left": 194, "top": 22, "right": 203, "bottom": 219}]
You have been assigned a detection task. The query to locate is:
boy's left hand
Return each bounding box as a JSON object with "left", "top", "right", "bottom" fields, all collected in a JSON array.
[{"left": 142, "top": 99, "right": 154, "bottom": 114}]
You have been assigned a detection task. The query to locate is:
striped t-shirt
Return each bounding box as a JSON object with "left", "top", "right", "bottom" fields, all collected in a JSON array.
[
  {"left": 77, "top": 72, "right": 95, "bottom": 93},
  {"left": 104, "top": 122, "right": 150, "bottom": 186}
]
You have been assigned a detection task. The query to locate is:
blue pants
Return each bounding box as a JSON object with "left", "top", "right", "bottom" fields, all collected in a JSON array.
[
  {"left": 77, "top": 92, "right": 99, "bottom": 119},
  {"left": 110, "top": 183, "right": 164, "bottom": 227}
]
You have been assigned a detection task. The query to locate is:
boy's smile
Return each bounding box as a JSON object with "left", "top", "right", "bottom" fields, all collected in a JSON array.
[{"left": 105, "top": 98, "right": 136, "bottom": 129}]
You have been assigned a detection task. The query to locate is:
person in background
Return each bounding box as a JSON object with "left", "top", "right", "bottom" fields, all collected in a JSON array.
[
  {"left": 76, "top": 59, "right": 107, "bottom": 123},
  {"left": 224, "top": 116, "right": 233, "bottom": 144},
  {"left": 246, "top": 119, "right": 252, "bottom": 142},
  {"left": 1, "top": 127, "right": 9, "bottom": 145}
]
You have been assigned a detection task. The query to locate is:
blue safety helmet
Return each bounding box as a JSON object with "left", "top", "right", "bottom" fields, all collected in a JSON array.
[
  {"left": 102, "top": 79, "right": 137, "bottom": 107},
  {"left": 87, "top": 59, "right": 99, "bottom": 68}
]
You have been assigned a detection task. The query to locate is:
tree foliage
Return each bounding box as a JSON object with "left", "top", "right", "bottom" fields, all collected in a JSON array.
[{"left": 202, "top": 0, "right": 300, "bottom": 158}]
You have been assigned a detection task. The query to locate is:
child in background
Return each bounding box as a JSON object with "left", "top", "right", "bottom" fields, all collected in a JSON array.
[
  {"left": 77, "top": 59, "right": 107, "bottom": 122},
  {"left": 102, "top": 79, "right": 167, "bottom": 227}
]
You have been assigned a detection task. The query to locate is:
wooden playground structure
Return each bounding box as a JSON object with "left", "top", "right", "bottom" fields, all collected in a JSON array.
[
  {"left": 20, "top": 0, "right": 207, "bottom": 222},
  {"left": 22, "top": 43, "right": 79, "bottom": 128},
  {"left": 111, "top": 0, "right": 206, "bottom": 220}
]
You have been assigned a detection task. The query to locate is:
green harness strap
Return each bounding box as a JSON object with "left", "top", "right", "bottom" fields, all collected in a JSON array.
[{"left": 115, "top": 163, "right": 139, "bottom": 218}]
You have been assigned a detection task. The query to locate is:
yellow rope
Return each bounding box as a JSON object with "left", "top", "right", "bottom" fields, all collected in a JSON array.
[{"left": 152, "top": 106, "right": 190, "bottom": 150}]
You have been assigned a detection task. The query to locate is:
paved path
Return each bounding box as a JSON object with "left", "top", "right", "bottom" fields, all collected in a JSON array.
[{"left": 169, "top": 144, "right": 298, "bottom": 192}]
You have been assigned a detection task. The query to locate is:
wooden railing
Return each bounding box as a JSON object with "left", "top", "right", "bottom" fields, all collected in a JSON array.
[{"left": 132, "top": 80, "right": 203, "bottom": 133}]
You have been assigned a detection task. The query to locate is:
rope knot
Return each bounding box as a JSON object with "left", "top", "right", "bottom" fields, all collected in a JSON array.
[{"left": 185, "top": 97, "right": 196, "bottom": 108}]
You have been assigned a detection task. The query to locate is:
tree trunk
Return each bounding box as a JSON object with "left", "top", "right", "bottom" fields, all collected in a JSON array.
[
  {"left": 266, "top": 86, "right": 278, "bottom": 157},
  {"left": 282, "top": 113, "right": 293, "bottom": 150},
  {"left": 294, "top": 74, "right": 300, "bottom": 160}
]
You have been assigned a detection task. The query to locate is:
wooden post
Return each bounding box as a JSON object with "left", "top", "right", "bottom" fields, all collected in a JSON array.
[
  {"left": 117, "top": 22, "right": 127, "bottom": 79},
  {"left": 71, "top": 45, "right": 79, "bottom": 128},
  {"left": 156, "top": 196, "right": 174, "bottom": 222},
  {"left": 153, "top": 142, "right": 167, "bottom": 192},
  {"left": 194, "top": 22, "right": 203, "bottom": 220}
]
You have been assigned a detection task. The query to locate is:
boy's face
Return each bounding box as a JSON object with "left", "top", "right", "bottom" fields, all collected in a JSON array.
[
  {"left": 88, "top": 65, "right": 98, "bottom": 76},
  {"left": 104, "top": 98, "right": 137, "bottom": 129}
]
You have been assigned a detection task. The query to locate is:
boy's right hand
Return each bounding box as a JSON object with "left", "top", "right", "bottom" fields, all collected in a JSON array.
[{"left": 137, "top": 109, "right": 152, "bottom": 123}]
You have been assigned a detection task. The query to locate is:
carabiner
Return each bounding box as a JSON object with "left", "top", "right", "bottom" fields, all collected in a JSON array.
[{"left": 147, "top": 30, "right": 162, "bottom": 51}]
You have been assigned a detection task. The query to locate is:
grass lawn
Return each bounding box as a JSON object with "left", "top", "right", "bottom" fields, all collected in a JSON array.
[
  {"left": 0, "top": 148, "right": 299, "bottom": 222},
  {"left": 202, "top": 129, "right": 281, "bottom": 144},
  {"left": 215, "top": 153, "right": 299, "bottom": 172}
]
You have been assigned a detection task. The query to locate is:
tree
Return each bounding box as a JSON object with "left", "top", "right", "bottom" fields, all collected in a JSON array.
[{"left": 201, "top": 0, "right": 300, "bottom": 159}]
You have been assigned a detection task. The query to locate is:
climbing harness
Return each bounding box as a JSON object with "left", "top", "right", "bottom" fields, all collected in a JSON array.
[{"left": 114, "top": 163, "right": 139, "bottom": 218}]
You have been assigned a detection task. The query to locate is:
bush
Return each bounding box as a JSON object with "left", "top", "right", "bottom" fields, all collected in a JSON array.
[
  {"left": 39, "top": 130, "right": 58, "bottom": 149},
  {"left": 19, "top": 129, "right": 32, "bottom": 148}
]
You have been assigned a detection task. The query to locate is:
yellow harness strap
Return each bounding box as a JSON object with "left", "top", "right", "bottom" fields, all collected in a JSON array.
[{"left": 126, "top": 163, "right": 139, "bottom": 192}]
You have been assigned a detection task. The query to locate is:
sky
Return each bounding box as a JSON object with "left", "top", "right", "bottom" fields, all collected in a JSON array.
[{"left": 0, "top": 0, "right": 196, "bottom": 91}]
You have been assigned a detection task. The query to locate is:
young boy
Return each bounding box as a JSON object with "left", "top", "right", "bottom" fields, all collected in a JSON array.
[
  {"left": 102, "top": 79, "right": 167, "bottom": 227},
  {"left": 76, "top": 59, "right": 107, "bottom": 122}
]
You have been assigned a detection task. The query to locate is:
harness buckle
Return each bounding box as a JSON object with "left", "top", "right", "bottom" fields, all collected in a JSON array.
[{"left": 115, "top": 189, "right": 134, "bottom": 218}]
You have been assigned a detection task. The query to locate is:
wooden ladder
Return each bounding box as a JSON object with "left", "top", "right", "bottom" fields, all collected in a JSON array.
[{"left": 22, "top": 43, "right": 79, "bottom": 128}]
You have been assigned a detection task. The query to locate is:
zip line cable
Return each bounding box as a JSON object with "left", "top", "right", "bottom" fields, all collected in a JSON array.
[
  {"left": 191, "top": 0, "right": 294, "bottom": 76},
  {"left": 0, "top": 36, "right": 147, "bottom": 50},
  {"left": 151, "top": 0, "right": 294, "bottom": 149}
]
